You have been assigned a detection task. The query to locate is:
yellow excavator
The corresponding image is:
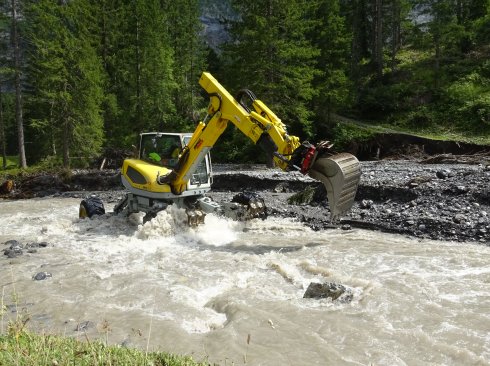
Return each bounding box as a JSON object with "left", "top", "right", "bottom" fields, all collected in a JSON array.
[{"left": 79, "top": 72, "right": 361, "bottom": 225}]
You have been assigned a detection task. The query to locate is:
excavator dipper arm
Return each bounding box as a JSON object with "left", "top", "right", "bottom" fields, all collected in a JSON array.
[{"left": 161, "top": 72, "right": 360, "bottom": 220}]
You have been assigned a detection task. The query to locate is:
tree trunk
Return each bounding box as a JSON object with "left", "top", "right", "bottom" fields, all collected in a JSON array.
[
  {"left": 101, "top": 0, "right": 108, "bottom": 71},
  {"left": 373, "top": 0, "right": 383, "bottom": 79},
  {"left": 0, "top": 77, "right": 6, "bottom": 169},
  {"left": 61, "top": 79, "right": 70, "bottom": 168},
  {"left": 11, "top": 0, "right": 27, "bottom": 168},
  {"left": 135, "top": 14, "right": 142, "bottom": 132},
  {"left": 456, "top": 0, "right": 464, "bottom": 24},
  {"left": 62, "top": 117, "right": 70, "bottom": 168},
  {"left": 433, "top": 8, "right": 441, "bottom": 90},
  {"left": 391, "top": 0, "right": 400, "bottom": 72},
  {"left": 434, "top": 30, "right": 441, "bottom": 89},
  {"left": 351, "top": 0, "right": 367, "bottom": 91}
]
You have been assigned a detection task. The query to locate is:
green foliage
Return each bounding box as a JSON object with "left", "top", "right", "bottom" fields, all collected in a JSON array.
[
  {"left": 353, "top": 0, "right": 490, "bottom": 142},
  {"left": 26, "top": 0, "right": 105, "bottom": 167},
  {"left": 97, "top": 0, "right": 178, "bottom": 147},
  {"left": 0, "top": 92, "right": 15, "bottom": 152},
  {"left": 330, "top": 122, "right": 376, "bottom": 150},
  {"left": 211, "top": 127, "right": 266, "bottom": 163},
  {"left": 401, "top": 106, "right": 436, "bottom": 129},
  {"left": 311, "top": 0, "right": 352, "bottom": 136},
  {"left": 443, "top": 71, "right": 490, "bottom": 130},
  {"left": 163, "top": 0, "right": 207, "bottom": 129},
  {"left": 474, "top": 13, "right": 490, "bottom": 44},
  {"left": 223, "top": 0, "right": 320, "bottom": 139}
]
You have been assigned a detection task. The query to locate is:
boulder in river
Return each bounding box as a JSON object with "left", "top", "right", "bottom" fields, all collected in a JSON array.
[
  {"left": 4, "top": 241, "right": 23, "bottom": 258},
  {"left": 303, "top": 282, "right": 353, "bottom": 302},
  {"left": 33, "top": 272, "right": 52, "bottom": 281}
]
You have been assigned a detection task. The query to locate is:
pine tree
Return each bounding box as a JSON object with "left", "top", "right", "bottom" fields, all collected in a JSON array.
[
  {"left": 310, "top": 0, "right": 351, "bottom": 135},
  {"left": 11, "top": 0, "right": 26, "bottom": 168},
  {"left": 386, "top": 0, "right": 411, "bottom": 72},
  {"left": 0, "top": 75, "right": 5, "bottom": 169},
  {"left": 27, "top": 0, "right": 104, "bottom": 167},
  {"left": 346, "top": 0, "right": 370, "bottom": 85},
  {"left": 163, "top": 0, "right": 207, "bottom": 130},
  {"left": 224, "top": 0, "right": 319, "bottom": 139},
  {"left": 97, "top": 0, "right": 177, "bottom": 146},
  {"left": 0, "top": 0, "right": 9, "bottom": 168},
  {"left": 90, "top": 0, "right": 122, "bottom": 146},
  {"left": 135, "top": 0, "right": 177, "bottom": 132}
]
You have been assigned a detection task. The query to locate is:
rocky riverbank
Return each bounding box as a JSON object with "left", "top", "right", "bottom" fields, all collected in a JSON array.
[
  {"left": 209, "top": 159, "right": 490, "bottom": 244},
  {"left": 1, "top": 157, "right": 489, "bottom": 244}
]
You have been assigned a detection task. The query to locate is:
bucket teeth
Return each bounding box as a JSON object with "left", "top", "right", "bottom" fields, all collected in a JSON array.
[{"left": 186, "top": 209, "right": 206, "bottom": 226}]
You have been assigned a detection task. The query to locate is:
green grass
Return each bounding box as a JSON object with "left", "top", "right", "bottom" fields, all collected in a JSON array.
[
  {"left": 390, "top": 126, "right": 490, "bottom": 145},
  {"left": 333, "top": 114, "right": 490, "bottom": 146},
  {"left": 0, "top": 155, "right": 19, "bottom": 169},
  {"left": 0, "top": 155, "right": 73, "bottom": 182},
  {"left": 0, "top": 329, "right": 211, "bottom": 366}
]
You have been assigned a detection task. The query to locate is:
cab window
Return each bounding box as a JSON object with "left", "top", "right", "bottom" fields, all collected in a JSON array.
[{"left": 140, "top": 134, "right": 182, "bottom": 168}]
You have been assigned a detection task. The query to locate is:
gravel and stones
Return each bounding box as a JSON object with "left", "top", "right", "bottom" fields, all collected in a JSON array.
[
  {"left": 3, "top": 240, "right": 50, "bottom": 258},
  {"left": 210, "top": 161, "right": 490, "bottom": 244}
]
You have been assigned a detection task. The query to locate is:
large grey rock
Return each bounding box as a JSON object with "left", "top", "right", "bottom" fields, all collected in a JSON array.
[
  {"left": 33, "top": 272, "right": 52, "bottom": 281},
  {"left": 303, "top": 282, "right": 353, "bottom": 302},
  {"left": 4, "top": 242, "right": 23, "bottom": 258}
]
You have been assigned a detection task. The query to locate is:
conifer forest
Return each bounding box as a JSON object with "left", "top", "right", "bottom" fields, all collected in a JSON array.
[{"left": 1, "top": 0, "right": 489, "bottom": 168}]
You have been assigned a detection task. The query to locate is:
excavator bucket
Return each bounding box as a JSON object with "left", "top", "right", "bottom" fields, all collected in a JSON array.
[{"left": 308, "top": 153, "right": 361, "bottom": 221}]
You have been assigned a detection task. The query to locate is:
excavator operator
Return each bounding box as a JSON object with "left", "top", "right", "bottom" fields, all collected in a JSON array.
[{"left": 148, "top": 145, "right": 180, "bottom": 167}]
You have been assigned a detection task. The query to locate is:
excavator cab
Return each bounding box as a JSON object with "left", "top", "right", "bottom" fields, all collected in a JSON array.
[{"left": 124, "top": 132, "right": 213, "bottom": 193}]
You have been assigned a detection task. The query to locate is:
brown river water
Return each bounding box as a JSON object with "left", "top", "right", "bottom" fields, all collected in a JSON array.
[{"left": 1, "top": 197, "right": 489, "bottom": 365}]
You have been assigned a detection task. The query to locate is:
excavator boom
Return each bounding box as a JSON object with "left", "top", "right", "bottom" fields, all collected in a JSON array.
[{"left": 161, "top": 72, "right": 361, "bottom": 221}]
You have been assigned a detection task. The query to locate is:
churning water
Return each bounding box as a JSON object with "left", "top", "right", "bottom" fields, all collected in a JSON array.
[{"left": 0, "top": 197, "right": 489, "bottom": 365}]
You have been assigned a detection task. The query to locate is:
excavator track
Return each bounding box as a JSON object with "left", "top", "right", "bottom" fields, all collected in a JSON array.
[{"left": 308, "top": 153, "right": 361, "bottom": 221}]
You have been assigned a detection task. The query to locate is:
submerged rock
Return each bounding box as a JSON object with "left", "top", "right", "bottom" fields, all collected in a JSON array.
[
  {"left": 4, "top": 241, "right": 23, "bottom": 258},
  {"left": 33, "top": 272, "right": 52, "bottom": 281},
  {"left": 3, "top": 239, "right": 20, "bottom": 247},
  {"left": 75, "top": 321, "right": 94, "bottom": 332},
  {"left": 303, "top": 282, "right": 353, "bottom": 302},
  {"left": 3, "top": 240, "right": 50, "bottom": 258}
]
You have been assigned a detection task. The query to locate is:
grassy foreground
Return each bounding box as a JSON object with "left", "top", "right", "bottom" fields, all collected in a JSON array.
[{"left": 0, "top": 329, "right": 210, "bottom": 366}]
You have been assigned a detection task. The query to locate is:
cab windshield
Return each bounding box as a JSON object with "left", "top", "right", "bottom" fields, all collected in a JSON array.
[{"left": 140, "top": 134, "right": 182, "bottom": 168}]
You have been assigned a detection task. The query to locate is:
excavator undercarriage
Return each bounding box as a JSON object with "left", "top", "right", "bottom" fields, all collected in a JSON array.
[{"left": 79, "top": 72, "right": 361, "bottom": 226}]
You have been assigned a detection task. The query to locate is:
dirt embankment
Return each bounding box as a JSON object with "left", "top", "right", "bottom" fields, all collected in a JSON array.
[{"left": 1, "top": 156, "right": 489, "bottom": 244}]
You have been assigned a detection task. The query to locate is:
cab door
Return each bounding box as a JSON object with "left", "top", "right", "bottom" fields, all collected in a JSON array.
[{"left": 183, "top": 135, "right": 212, "bottom": 189}]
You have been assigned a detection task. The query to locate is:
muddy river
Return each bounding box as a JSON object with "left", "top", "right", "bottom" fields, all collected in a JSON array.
[{"left": 1, "top": 197, "right": 489, "bottom": 365}]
